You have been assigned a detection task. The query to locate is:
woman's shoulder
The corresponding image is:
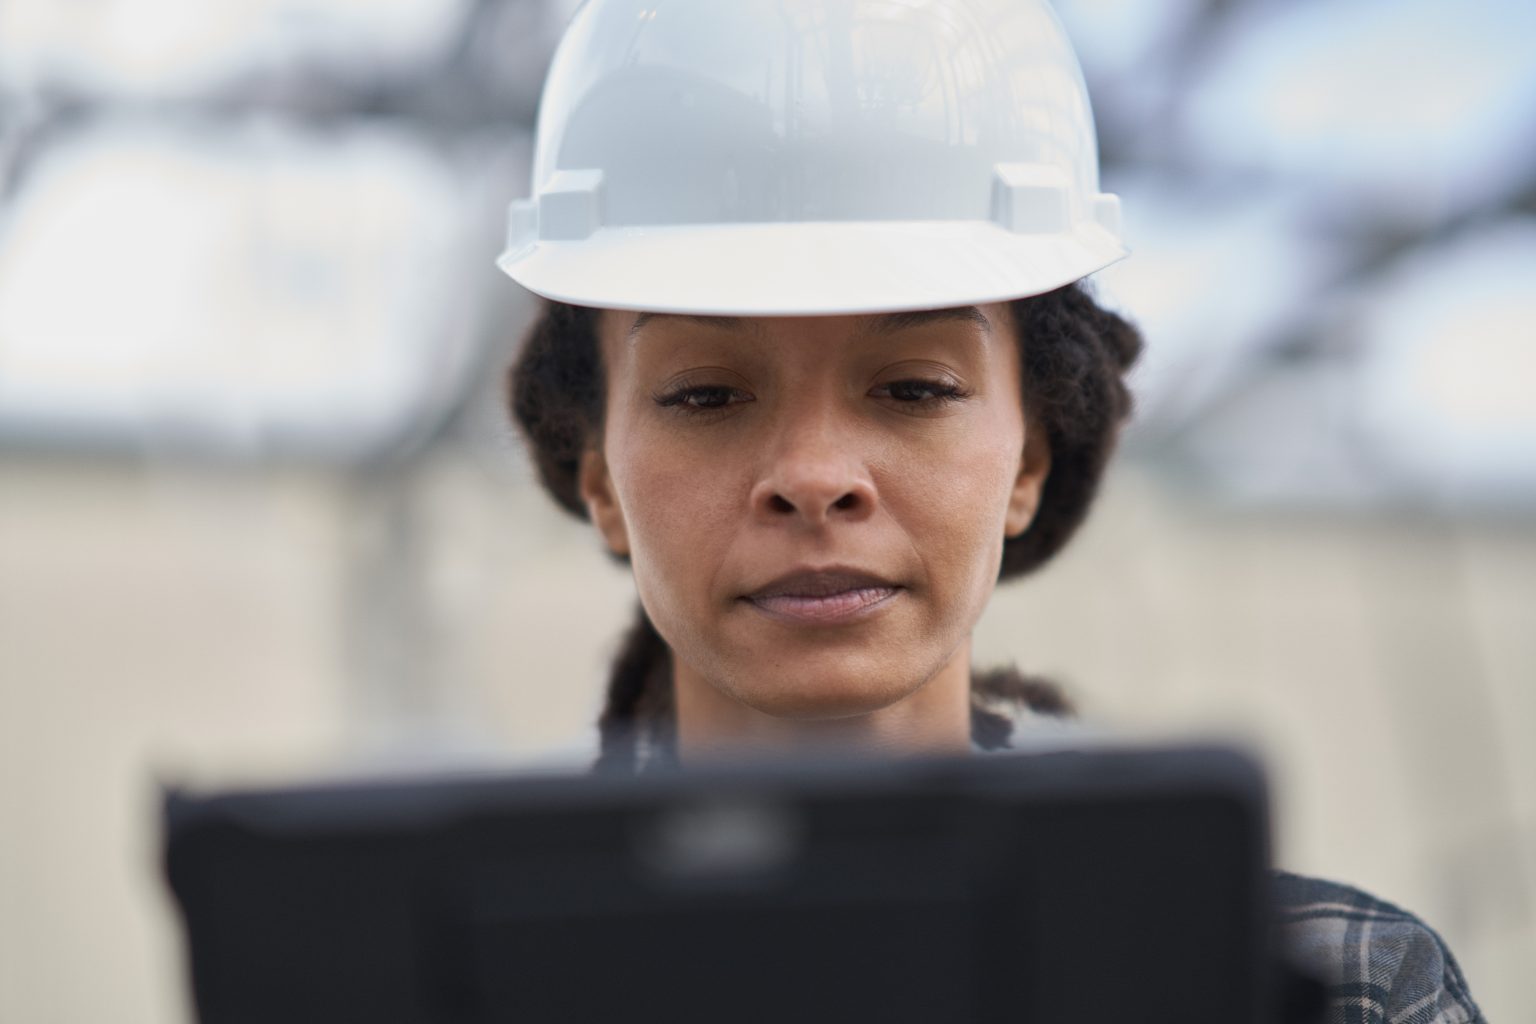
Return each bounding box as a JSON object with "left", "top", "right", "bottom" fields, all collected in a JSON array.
[{"left": 1272, "top": 870, "right": 1486, "bottom": 1024}]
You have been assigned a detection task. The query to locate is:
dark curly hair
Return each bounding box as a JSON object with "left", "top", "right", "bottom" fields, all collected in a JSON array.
[{"left": 508, "top": 283, "right": 1142, "bottom": 772}]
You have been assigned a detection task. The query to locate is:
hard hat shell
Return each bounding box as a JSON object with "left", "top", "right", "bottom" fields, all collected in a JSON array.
[{"left": 499, "top": 0, "right": 1126, "bottom": 316}]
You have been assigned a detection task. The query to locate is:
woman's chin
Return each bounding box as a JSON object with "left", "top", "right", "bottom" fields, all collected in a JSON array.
[{"left": 722, "top": 671, "right": 924, "bottom": 722}]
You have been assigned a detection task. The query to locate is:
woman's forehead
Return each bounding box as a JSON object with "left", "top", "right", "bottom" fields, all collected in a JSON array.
[{"left": 600, "top": 303, "right": 1013, "bottom": 350}]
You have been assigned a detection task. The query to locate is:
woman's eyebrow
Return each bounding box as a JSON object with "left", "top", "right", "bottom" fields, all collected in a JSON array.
[
  {"left": 627, "top": 313, "right": 750, "bottom": 341},
  {"left": 864, "top": 307, "right": 993, "bottom": 335},
  {"left": 627, "top": 307, "right": 992, "bottom": 341}
]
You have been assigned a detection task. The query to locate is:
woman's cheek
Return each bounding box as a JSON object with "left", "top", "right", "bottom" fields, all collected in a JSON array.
[
  {"left": 615, "top": 425, "right": 737, "bottom": 572},
  {"left": 942, "top": 433, "right": 1020, "bottom": 581}
]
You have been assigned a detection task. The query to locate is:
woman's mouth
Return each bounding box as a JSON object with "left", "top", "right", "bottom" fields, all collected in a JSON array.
[{"left": 742, "top": 569, "right": 903, "bottom": 625}]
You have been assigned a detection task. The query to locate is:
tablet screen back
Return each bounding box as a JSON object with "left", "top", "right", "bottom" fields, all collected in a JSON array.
[{"left": 164, "top": 746, "right": 1271, "bottom": 1024}]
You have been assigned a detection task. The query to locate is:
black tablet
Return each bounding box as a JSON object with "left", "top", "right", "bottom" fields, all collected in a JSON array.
[{"left": 164, "top": 745, "right": 1278, "bottom": 1023}]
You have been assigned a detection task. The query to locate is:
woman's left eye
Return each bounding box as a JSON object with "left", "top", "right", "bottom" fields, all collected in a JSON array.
[
  {"left": 874, "top": 379, "right": 970, "bottom": 404},
  {"left": 654, "top": 385, "right": 752, "bottom": 413}
]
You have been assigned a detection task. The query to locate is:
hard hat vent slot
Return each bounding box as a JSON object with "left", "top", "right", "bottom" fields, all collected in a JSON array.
[
  {"left": 539, "top": 169, "right": 605, "bottom": 242},
  {"left": 992, "top": 164, "right": 1073, "bottom": 235},
  {"left": 1092, "top": 194, "right": 1123, "bottom": 237},
  {"left": 506, "top": 199, "right": 539, "bottom": 256}
]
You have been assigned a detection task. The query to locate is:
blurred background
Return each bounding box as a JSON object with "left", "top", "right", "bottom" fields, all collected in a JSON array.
[{"left": 0, "top": 0, "right": 1531, "bottom": 1019}]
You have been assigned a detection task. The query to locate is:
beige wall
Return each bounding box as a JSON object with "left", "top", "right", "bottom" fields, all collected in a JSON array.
[{"left": 1, "top": 454, "right": 1529, "bottom": 1021}]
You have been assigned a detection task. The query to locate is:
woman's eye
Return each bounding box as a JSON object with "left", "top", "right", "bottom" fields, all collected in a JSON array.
[
  {"left": 876, "top": 379, "right": 969, "bottom": 404},
  {"left": 654, "top": 385, "right": 751, "bottom": 412}
]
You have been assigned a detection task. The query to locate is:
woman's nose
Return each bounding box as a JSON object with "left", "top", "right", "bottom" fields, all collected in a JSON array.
[{"left": 749, "top": 419, "right": 877, "bottom": 526}]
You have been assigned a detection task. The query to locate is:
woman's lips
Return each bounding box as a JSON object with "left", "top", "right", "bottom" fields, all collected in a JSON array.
[
  {"left": 742, "top": 568, "right": 903, "bottom": 625},
  {"left": 747, "top": 586, "right": 901, "bottom": 625}
]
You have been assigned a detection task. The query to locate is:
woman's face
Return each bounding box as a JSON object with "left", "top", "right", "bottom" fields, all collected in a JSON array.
[{"left": 580, "top": 304, "right": 1050, "bottom": 721}]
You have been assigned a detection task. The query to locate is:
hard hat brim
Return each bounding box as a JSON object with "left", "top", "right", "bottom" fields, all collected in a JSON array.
[{"left": 499, "top": 221, "right": 1128, "bottom": 317}]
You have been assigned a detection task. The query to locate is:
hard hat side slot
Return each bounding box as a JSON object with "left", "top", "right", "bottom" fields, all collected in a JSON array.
[
  {"left": 539, "top": 170, "right": 606, "bottom": 242},
  {"left": 991, "top": 164, "right": 1073, "bottom": 235}
]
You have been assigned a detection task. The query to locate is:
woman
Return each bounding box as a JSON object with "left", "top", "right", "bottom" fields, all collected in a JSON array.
[
  {"left": 514, "top": 289, "right": 1123, "bottom": 768},
  {"left": 498, "top": 1, "right": 1485, "bottom": 1020}
]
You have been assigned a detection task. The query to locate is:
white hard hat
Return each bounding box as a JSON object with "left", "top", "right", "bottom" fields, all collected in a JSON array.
[{"left": 498, "top": 0, "right": 1126, "bottom": 316}]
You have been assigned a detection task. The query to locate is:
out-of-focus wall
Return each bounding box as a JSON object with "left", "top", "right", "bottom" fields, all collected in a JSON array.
[
  {"left": 2, "top": 453, "right": 1531, "bottom": 1021},
  {"left": 981, "top": 469, "right": 1536, "bottom": 1019},
  {"left": 0, "top": 452, "right": 630, "bottom": 1024}
]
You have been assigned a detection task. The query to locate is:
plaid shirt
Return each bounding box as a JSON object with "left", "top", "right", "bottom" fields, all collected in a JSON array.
[
  {"left": 1275, "top": 871, "right": 1486, "bottom": 1024},
  {"left": 997, "top": 718, "right": 1488, "bottom": 1021},
  {"left": 1000, "top": 718, "right": 1488, "bottom": 1022}
]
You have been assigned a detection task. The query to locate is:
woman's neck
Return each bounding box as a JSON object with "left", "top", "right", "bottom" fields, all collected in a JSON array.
[{"left": 670, "top": 641, "right": 975, "bottom": 763}]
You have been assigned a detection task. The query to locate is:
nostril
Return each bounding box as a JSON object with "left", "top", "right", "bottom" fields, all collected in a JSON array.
[{"left": 760, "top": 488, "right": 866, "bottom": 518}]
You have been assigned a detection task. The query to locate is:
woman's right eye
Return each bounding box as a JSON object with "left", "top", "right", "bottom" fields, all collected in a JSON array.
[{"left": 653, "top": 385, "right": 752, "bottom": 413}]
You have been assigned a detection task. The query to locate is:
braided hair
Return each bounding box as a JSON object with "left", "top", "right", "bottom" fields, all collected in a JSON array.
[{"left": 508, "top": 283, "right": 1143, "bottom": 772}]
